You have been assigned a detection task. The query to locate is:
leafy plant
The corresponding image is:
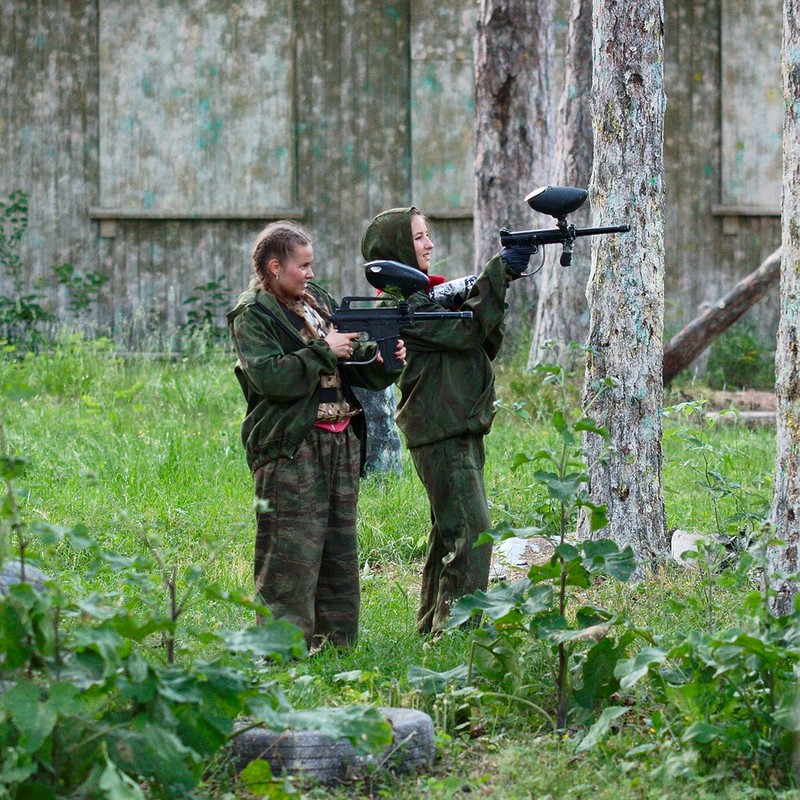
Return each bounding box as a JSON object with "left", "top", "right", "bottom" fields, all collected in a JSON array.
[
  {"left": 0, "top": 381, "right": 392, "bottom": 799},
  {"left": 0, "top": 190, "right": 53, "bottom": 346},
  {"left": 0, "top": 189, "right": 28, "bottom": 290},
  {"left": 663, "top": 401, "right": 771, "bottom": 630},
  {"left": 181, "top": 275, "right": 233, "bottom": 346},
  {"left": 616, "top": 529, "right": 800, "bottom": 787},
  {"left": 53, "top": 263, "right": 109, "bottom": 318},
  {"left": 441, "top": 345, "right": 641, "bottom": 732},
  {"left": 705, "top": 319, "right": 775, "bottom": 391}
]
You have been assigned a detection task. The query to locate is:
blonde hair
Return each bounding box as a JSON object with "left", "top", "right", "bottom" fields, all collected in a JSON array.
[{"left": 251, "top": 221, "right": 314, "bottom": 286}]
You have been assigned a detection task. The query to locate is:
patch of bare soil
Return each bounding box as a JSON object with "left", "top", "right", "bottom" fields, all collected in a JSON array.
[
  {"left": 670, "top": 387, "right": 775, "bottom": 412},
  {"left": 489, "top": 535, "right": 555, "bottom": 582}
]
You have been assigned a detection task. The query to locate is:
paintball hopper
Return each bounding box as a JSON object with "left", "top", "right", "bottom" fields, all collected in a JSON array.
[
  {"left": 525, "top": 185, "right": 588, "bottom": 220},
  {"left": 364, "top": 260, "right": 428, "bottom": 299}
]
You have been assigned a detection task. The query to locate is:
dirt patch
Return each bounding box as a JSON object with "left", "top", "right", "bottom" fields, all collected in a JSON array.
[
  {"left": 670, "top": 388, "right": 775, "bottom": 412},
  {"left": 489, "top": 535, "right": 555, "bottom": 582}
]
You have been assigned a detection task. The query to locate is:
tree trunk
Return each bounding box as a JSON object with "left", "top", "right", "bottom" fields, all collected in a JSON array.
[
  {"left": 769, "top": 0, "right": 800, "bottom": 617},
  {"left": 527, "top": 0, "right": 593, "bottom": 370},
  {"left": 473, "top": 0, "right": 554, "bottom": 343},
  {"left": 579, "top": 0, "right": 667, "bottom": 565},
  {"left": 662, "top": 246, "right": 782, "bottom": 385}
]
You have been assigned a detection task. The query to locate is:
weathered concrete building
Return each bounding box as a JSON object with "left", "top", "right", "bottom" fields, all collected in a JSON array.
[{"left": 0, "top": 1, "right": 783, "bottom": 347}]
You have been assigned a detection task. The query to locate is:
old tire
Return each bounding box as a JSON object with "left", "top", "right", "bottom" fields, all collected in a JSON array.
[
  {"left": 230, "top": 707, "right": 435, "bottom": 784},
  {"left": 0, "top": 561, "right": 47, "bottom": 594}
]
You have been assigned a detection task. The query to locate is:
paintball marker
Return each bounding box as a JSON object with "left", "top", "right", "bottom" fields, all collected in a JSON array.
[
  {"left": 331, "top": 260, "right": 473, "bottom": 371},
  {"left": 499, "top": 185, "right": 630, "bottom": 268}
]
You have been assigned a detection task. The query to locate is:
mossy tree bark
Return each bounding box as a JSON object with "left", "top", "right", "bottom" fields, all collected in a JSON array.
[
  {"left": 527, "top": 0, "right": 594, "bottom": 370},
  {"left": 579, "top": 0, "right": 667, "bottom": 564},
  {"left": 768, "top": 0, "right": 800, "bottom": 616},
  {"left": 473, "top": 0, "right": 554, "bottom": 336}
]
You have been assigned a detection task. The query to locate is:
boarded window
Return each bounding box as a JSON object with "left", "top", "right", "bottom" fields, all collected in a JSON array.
[
  {"left": 721, "top": 0, "right": 782, "bottom": 211},
  {"left": 98, "top": 0, "right": 294, "bottom": 214}
]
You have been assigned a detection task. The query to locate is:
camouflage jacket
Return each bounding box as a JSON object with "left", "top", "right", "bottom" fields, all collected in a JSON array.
[
  {"left": 227, "top": 280, "right": 399, "bottom": 472},
  {"left": 394, "top": 254, "right": 511, "bottom": 448}
]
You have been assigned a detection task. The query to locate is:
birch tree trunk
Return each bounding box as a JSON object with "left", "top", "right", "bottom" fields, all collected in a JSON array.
[
  {"left": 768, "top": 0, "right": 800, "bottom": 616},
  {"left": 527, "top": 0, "right": 593, "bottom": 370},
  {"left": 579, "top": 0, "right": 667, "bottom": 564},
  {"left": 473, "top": 0, "right": 554, "bottom": 339}
]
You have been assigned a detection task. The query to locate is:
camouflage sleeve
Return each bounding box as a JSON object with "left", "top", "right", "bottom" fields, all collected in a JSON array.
[
  {"left": 232, "top": 305, "right": 338, "bottom": 401},
  {"left": 401, "top": 254, "right": 509, "bottom": 353}
]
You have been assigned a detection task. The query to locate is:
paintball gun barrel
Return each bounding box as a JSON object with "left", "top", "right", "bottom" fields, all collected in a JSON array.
[
  {"left": 331, "top": 260, "right": 473, "bottom": 371},
  {"left": 499, "top": 185, "right": 630, "bottom": 267}
]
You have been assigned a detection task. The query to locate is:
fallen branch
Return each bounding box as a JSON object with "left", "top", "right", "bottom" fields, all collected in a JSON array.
[{"left": 663, "top": 247, "right": 782, "bottom": 385}]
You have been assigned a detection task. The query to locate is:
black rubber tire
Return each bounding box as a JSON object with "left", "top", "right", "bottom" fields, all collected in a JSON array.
[
  {"left": 0, "top": 561, "right": 47, "bottom": 594},
  {"left": 230, "top": 707, "right": 435, "bottom": 784}
]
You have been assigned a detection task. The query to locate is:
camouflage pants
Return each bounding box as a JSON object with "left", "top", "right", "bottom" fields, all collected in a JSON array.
[
  {"left": 410, "top": 433, "right": 493, "bottom": 634},
  {"left": 253, "top": 425, "right": 361, "bottom": 648}
]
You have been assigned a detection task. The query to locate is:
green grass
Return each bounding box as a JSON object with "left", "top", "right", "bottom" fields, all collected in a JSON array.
[{"left": 1, "top": 338, "right": 787, "bottom": 798}]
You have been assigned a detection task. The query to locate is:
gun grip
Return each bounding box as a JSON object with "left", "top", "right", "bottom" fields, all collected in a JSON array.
[{"left": 378, "top": 339, "right": 403, "bottom": 372}]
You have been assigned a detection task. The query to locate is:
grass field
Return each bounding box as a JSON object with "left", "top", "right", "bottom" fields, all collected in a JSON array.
[{"left": 2, "top": 337, "right": 793, "bottom": 799}]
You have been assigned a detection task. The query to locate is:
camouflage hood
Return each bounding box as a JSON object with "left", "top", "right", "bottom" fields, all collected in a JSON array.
[{"left": 360, "top": 207, "right": 420, "bottom": 270}]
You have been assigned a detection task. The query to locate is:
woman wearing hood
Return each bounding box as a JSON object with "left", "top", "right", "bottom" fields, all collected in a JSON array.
[
  {"left": 228, "top": 220, "right": 405, "bottom": 651},
  {"left": 360, "top": 207, "right": 534, "bottom": 634}
]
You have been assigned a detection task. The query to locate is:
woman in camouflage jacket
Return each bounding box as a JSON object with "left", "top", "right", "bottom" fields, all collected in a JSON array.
[
  {"left": 228, "top": 221, "right": 404, "bottom": 650},
  {"left": 360, "top": 208, "right": 533, "bottom": 634}
]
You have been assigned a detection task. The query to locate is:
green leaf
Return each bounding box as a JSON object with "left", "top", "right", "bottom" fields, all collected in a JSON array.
[
  {"left": 580, "top": 500, "right": 609, "bottom": 532},
  {"left": 447, "top": 579, "right": 530, "bottom": 627},
  {"left": 167, "top": 666, "right": 247, "bottom": 757},
  {"left": 681, "top": 721, "right": 725, "bottom": 744},
  {"left": 615, "top": 647, "right": 669, "bottom": 689},
  {"left": 470, "top": 629, "right": 521, "bottom": 684},
  {"left": 245, "top": 701, "right": 392, "bottom": 754},
  {"left": 240, "top": 759, "right": 276, "bottom": 795},
  {"left": 577, "top": 706, "right": 628, "bottom": 751},
  {"left": 0, "top": 681, "right": 56, "bottom": 754},
  {"left": 47, "top": 682, "right": 84, "bottom": 716},
  {"left": 70, "top": 623, "right": 130, "bottom": 672},
  {"left": 572, "top": 634, "right": 634, "bottom": 709},
  {"left": 407, "top": 664, "right": 469, "bottom": 693},
  {"left": 574, "top": 417, "right": 609, "bottom": 438},
  {"left": 528, "top": 556, "right": 592, "bottom": 589},
  {"left": 0, "top": 746, "right": 37, "bottom": 784},
  {"left": 582, "top": 540, "right": 637, "bottom": 582},
  {"left": 7, "top": 780, "right": 57, "bottom": 799},
  {"left": 511, "top": 452, "right": 535, "bottom": 470},
  {"left": 555, "top": 543, "right": 581, "bottom": 562},
  {"left": 0, "top": 454, "right": 29, "bottom": 481},
  {"left": 107, "top": 723, "right": 201, "bottom": 792},
  {"left": 216, "top": 621, "right": 307, "bottom": 661},
  {"left": 520, "top": 584, "right": 554, "bottom": 616},
  {"left": 98, "top": 749, "right": 147, "bottom": 800},
  {"left": 534, "top": 470, "right": 588, "bottom": 501}
]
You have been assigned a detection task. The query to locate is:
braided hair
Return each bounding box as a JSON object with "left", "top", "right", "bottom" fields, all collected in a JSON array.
[{"left": 251, "top": 221, "right": 314, "bottom": 289}]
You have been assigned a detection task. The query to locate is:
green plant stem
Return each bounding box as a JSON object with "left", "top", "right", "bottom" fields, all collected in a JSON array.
[
  {"left": 477, "top": 690, "right": 556, "bottom": 731},
  {"left": 467, "top": 638, "right": 476, "bottom": 685},
  {"left": 556, "top": 495, "right": 569, "bottom": 729}
]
